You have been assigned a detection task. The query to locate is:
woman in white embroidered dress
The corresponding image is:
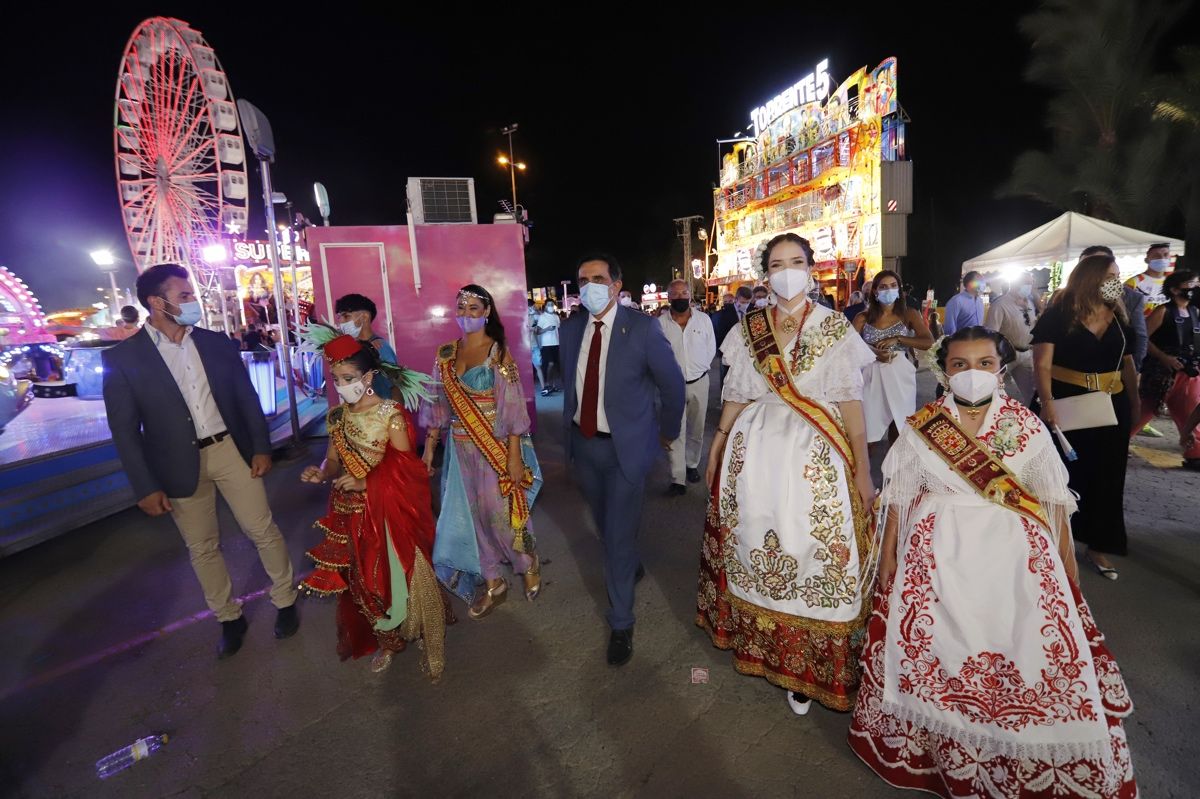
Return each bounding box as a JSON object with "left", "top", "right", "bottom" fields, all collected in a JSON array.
[
  {"left": 848, "top": 326, "right": 1136, "bottom": 799},
  {"left": 696, "top": 233, "right": 878, "bottom": 716}
]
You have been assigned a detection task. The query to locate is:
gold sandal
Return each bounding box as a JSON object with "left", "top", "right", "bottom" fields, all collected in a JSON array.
[
  {"left": 468, "top": 579, "right": 508, "bottom": 619},
  {"left": 523, "top": 554, "right": 542, "bottom": 602},
  {"left": 370, "top": 649, "right": 396, "bottom": 673}
]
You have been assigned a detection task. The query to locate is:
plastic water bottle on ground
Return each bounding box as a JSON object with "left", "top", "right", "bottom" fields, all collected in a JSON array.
[{"left": 95, "top": 734, "right": 169, "bottom": 779}]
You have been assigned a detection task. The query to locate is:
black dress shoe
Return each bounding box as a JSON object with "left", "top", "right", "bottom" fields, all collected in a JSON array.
[
  {"left": 686, "top": 467, "right": 701, "bottom": 484},
  {"left": 665, "top": 484, "right": 686, "bottom": 497},
  {"left": 274, "top": 604, "right": 300, "bottom": 639},
  {"left": 218, "top": 616, "right": 249, "bottom": 659},
  {"left": 635, "top": 564, "right": 646, "bottom": 583},
  {"left": 607, "top": 629, "right": 633, "bottom": 666}
]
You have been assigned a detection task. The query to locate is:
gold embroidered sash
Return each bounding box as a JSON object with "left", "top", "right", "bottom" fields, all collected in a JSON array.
[
  {"left": 437, "top": 342, "right": 534, "bottom": 550},
  {"left": 742, "top": 305, "right": 856, "bottom": 473},
  {"left": 909, "top": 403, "right": 1051, "bottom": 532}
]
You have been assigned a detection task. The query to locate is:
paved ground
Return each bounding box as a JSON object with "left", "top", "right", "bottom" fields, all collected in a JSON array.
[{"left": 1, "top": 372, "right": 1197, "bottom": 798}]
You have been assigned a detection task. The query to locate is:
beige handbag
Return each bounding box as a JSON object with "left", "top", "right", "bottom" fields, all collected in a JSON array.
[{"left": 1053, "top": 326, "right": 1124, "bottom": 432}]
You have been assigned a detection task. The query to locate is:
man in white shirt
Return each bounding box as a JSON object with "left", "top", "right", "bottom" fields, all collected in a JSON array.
[
  {"left": 984, "top": 271, "right": 1041, "bottom": 405},
  {"left": 1125, "top": 242, "right": 1173, "bottom": 314},
  {"left": 659, "top": 279, "right": 717, "bottom": 494},
  {"left": 534, "top": 301, "right": 562, "bottom": 396},
  {"left": 102, "top": 264, "right": 298, "bottom": 660}
]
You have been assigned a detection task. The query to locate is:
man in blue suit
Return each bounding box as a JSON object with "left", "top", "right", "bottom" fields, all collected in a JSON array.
[
  {"left": 561, "top": 254, "right": 685, "bottom": 665},
  {"left": 103, "top": 264, "right": 299, "bottom": 659}
]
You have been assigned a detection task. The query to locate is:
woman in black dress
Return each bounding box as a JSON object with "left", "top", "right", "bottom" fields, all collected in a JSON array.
[{"left": 1032, "top": 253, "right": 1140, "bottom": 580}]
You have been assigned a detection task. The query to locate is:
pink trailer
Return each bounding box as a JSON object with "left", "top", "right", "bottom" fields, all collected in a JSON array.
[{"left": 305, "top": 224, "right": 535, "bottom": 425}]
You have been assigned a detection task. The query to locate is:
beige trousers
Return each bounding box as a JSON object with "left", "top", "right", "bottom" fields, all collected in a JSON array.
[{"left": 169, "top": 437, "right": 296, "bottom": 622}]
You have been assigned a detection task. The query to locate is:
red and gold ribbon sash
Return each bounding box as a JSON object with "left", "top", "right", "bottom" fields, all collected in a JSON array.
[
  {"left": 742, "top": 305, "right": 857, "bottom": 473},
  {"left": 909, "top": 402, "right": 1051, "bottom": 532},
  {"left": 328, "top": 405, "right": 372, "bottom": 479},
  {"left": 437, "top": 343, "right": 534, "bottom": 542}
]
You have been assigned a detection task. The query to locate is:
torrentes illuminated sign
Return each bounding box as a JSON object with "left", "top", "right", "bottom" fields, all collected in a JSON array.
[
  {"left": 750, "top": 60, "right": 831, "bottom": 136},
  {"left": 231, "top": 240, "right": 310, "bottom": 265}
]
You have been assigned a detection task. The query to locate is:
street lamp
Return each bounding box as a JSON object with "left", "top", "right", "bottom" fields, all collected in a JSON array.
[
  {"left": 499, "top": 123, "right": 526, "bottom": 211},
  {"left": 271, "top": 192, "right": 303, "bottom": 338},
  {"left": 90, "top": 249, "right": 121, "bottom": 321}
]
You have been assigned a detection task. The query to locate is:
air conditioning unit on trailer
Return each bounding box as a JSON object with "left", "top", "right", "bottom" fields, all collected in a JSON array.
[{"left": 407, "top": 177, "right": 477, "bottom": 224}]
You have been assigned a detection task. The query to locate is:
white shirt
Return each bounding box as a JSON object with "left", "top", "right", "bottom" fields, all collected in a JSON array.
[
  {"left": 659, "top": 309, "right": 717, "bottom": 382},
  {"left": 149, "top": 325, "right": 226, "bottom": 439},
  {"left": 573, "top": 301, "right": 619, "bottom": 434},
  {"left": 536, "top": 311, "right": 561, "bottom": 347},
  {"left": 984, "top": 291, "right": 1038, "bottom": 351}
]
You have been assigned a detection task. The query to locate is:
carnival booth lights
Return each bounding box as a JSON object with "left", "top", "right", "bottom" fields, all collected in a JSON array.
[{"left": 708, "top": 58, "right": 912, "bottom": 307}]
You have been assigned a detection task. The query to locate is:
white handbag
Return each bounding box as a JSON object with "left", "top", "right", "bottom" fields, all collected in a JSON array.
[
  {"left": 1053, "top": 325, "right": 1124, "bottom": 432},
  {"left": 1053, "top": 391, "right": 1118, "bottom": 431}
]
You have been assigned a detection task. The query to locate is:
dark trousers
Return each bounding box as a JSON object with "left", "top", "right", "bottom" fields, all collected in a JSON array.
[{"left": 571, "top": 428, "right": 645, "bottom": 631}]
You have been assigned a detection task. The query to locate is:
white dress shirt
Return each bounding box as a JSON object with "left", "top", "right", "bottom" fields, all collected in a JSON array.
[
  {"left": 536, "top": 311, "right": 561, "bottom": 347},
  {"left": 573, "top": 301, "right": 619, "bottom": 434},
  {"left": 149, "top": 325, "right": 227, "bottom": 438},
  {"left": 659, "top": 309, "right": 717, "bottom": 382},
  {"left": 984, "top": 291, "right": 1038, "bottom": 351}
]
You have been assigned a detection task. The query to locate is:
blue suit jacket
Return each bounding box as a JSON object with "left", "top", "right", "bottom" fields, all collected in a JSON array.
[
  {"left": 561, "top": 305, "right": 686, "bottom": 482},
  {"left": 102, "top": 326, "right": 272, "bottom": 500}
]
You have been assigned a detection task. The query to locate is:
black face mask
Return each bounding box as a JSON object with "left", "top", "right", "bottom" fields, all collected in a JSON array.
[{"left": 670, "top": 298, "right": 691, "bottom": 313}]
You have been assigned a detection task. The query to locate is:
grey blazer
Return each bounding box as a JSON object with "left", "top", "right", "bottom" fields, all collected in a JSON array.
[
  {"left": 102, "top": 326, "right": 272, "bottom": 499},
  {"left": 1121, "top": 286, "right": 1148, "bottom": 370}
]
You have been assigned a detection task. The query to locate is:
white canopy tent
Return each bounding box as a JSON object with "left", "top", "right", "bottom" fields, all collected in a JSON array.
[{"left": 961, "top": 211, "right": 1185, "bottom": 285}]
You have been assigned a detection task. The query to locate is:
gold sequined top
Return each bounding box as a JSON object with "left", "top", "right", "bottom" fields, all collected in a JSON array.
[{"left": 329, "top": 400, "right": 408, "bottom": 479}]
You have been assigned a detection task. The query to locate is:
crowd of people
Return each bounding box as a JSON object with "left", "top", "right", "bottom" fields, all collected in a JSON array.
[{"left": 100, "top": 236, "right": 1198, "bottom": 797}]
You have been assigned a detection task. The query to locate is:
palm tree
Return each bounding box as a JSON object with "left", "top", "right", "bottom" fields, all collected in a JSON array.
[
  {"left": 1151, "top": 47, "right": 1200, "bottom": 268},
  {"left": 1001, "top": 0, "right": 1189, "bottom": 229}
]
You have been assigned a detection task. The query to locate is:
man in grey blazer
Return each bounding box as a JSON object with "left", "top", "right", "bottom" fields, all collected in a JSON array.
[
  {"left": 561, "top": 254, "right": 685, "bottom": 665},
  {"left": 102, "top": 264, "right": 299, "bottom": 659}
]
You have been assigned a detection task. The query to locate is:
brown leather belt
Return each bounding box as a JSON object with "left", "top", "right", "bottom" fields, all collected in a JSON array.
[{"left": 1051, "top": 365, "right": 1123, "bottom": 394}]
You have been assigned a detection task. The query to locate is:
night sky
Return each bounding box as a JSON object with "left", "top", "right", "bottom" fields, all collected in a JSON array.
[{"left": 2, "top": 4, "right": 1181, "bottom": 313}]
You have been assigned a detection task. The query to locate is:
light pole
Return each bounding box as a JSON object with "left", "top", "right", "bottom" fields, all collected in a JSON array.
[
  {"left": 90, "top": 250, "right": 122, "bottom": 322},
  {"left": 499, "top": 123, "right": 526, "bottom": 211},
  {"left": 238, "top": 97, "right": 302, "bottom": 452},
  {"left": 271, "top": 192, "right": 302, "bottom": 339}
]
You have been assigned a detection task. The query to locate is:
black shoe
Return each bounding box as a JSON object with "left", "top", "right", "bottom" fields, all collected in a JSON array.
[
  {"left": 665, "top": 484, "right": 686, "bottom": 497},
  {"left": 218, "top": 616, "right": 249, "bottom": 659},
  {"left": 635, "top": 564, "right": 646, "bottom": 583},
  {"left": 274, "top": 604, "right": 300, "bottom": 639},
  {"left": 686, "top": 467, "right": 701, "bottom": 484},
  {"left": 607, "top": 629, "right": 633, "bottom": 666},
  {"left": 1184, "top": 458, "right": 1200, "bottom": 472}
]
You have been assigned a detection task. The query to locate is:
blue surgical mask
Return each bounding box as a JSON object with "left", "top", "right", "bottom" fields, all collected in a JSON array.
[
  {"left": 579, "top": 282, "right": 614, "bottom": 315},
  {"left": 1148, "top": 258, "right": 1171, "bottom": 272},
  {"left": 1017, "top": 284, "right": 1033, "bottom": 299},
  {"left": 162, "top": 297, "right": 202, "bottom": 327},
  {"left": 338, "top": 319, "right": 361, "bottom": 338},
  {"left": 877, "top": 288, "right": 900, "bottom": 305}
]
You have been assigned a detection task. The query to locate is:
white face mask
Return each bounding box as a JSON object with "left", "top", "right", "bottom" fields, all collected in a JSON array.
[
  {"left": 754, "top": 298, "right": 769, "bottom": 308},
  {"left": 619, "top": 296, "right": 634, "bottom": 307},
  {"left": 335, "top": 378, "right": 368, "bottom": 405},
  {"left": 948, "top": 369, "right": 1000, "bottom": 405},
  {"left": 338, "top": 319, "right": 362, "bottom": 338},
  {"left": 769, "top": 268, "right": 810, "bottom": 301}
]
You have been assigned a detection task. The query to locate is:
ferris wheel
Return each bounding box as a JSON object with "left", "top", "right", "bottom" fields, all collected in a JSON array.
[{"left": 113, "top": 17, "right": 249, "bottom": 318}]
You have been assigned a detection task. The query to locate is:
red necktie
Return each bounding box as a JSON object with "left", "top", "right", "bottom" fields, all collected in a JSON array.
[{"left": 580, "top": 321, "right": 604, "bottom": 438}]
